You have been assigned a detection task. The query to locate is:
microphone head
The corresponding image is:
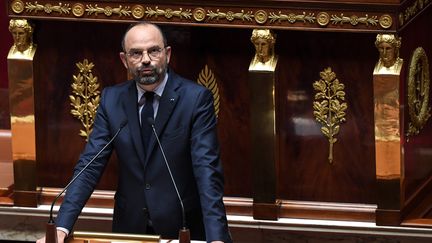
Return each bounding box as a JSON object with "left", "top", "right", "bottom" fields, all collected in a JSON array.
[{"left": 147, "top": 117, "right": 155, "bottom": 126}]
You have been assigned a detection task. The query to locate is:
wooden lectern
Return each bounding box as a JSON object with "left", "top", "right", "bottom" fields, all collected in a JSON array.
[{"left": 68, "top": 231, "right": 160, "bottom": 243}]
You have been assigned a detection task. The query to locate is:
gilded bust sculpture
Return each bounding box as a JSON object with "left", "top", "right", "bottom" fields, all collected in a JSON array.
[
  {"left": 8, "top": 19, "right": 36, "bottom": 58},
  {"left": 249, "top": 29, "right": 278, "bottom": 71},
  {"left": 374, "top": 34, "right": 403, "bottom": 75}
]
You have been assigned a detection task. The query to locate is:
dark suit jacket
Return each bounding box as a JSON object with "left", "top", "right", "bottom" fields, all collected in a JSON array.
[{"left": 56, "top": 70, "right": 232, "bottom": 242}]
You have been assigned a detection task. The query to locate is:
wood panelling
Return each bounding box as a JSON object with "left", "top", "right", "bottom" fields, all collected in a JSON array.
[
  {"left": 399, "top": 5, "right": 432, "bottom": 206},
  {"left": 33, "top": 21, "right": 125, "bottom": 189},
  {"left": 276, "top": 30, "right": 377, "bottom": 203},
  {"left": 3, "top": 0, "right": 432, "bottom": 229}
]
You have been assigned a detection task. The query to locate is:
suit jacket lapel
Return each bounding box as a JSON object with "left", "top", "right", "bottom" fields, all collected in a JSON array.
[
  {"left": 145, "top": 73, "right": 180, "bottom": 162},
  {"left": 122, "top": 81, "right": 146, "bottom": 164}
]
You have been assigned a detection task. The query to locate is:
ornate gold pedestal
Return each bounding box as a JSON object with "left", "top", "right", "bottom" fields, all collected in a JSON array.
[
  {"left": 373, "top": 65, "right": 403, "bottom": 226},
  {"left": 248, "top": 29, "right": 280, "bottom": 219},
  {"left": 7, "top": 19, "right": 39, "bottom": 207}
]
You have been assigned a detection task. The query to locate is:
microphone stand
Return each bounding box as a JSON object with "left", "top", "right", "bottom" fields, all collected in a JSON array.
[
  {"left": 147, "top": 118, "right": 190, "bottom": 243},
  {"left": 45, "top": 121, "right": 127, "bottom": 243}
]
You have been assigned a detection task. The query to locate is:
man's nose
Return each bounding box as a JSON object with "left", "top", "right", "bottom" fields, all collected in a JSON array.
[{"left": 140, "top": 52, "right": 152, "bottom": 63}]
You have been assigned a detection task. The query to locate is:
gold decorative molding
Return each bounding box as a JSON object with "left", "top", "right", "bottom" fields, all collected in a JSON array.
[
  {"left": 25, "top": 1, "right": 71, "bottom": 14},
  {"left": 70, "top": 59, "right": 101, "bottom": 141},
  {"left": 8, "top": 0, "right": 395, "bottom": 31},
  {"left": 269, "top": 11, "right": 315, "bottom": 24},
  {"left": 407, "top": 47, "right": 431, "bottom": 136},
  {"left": 207, "top": 9, "right": 254, "bottom": 22},
  {"left": 313, "top": 67, "right": 347, "bottom": 164},
  {"left": 72, "top": 3, "right": 85, "bottom": 17},
  {"left": 317, "top": 12, "right": 330, "bottom": 27},
  {"left": 86, "top": 4, "right": 131, "bottom": 17},
  {"left": 11, "top": 0, "right": 25, "bottom": 14},
  {"left": 145, "top": 7, "right": 192, "bottom": 19},
  {"left": 378, "top": 14, "right": 392, "bottom": 29},
  {"left": 197, "top": 65, "right": 220, "bottom": 118},
  {"left": 330, "top": 14, "right": 378, "bottom": 26},
  {"left": 399, "top": 0, "right": 432, "bottom": 26}
]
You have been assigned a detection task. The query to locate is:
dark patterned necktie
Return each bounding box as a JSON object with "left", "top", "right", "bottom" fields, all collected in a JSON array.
[{"left": 139, "top": 92, "right": 154, "bottom": 148}]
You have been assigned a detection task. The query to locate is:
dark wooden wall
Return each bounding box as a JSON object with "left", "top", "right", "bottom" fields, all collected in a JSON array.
[
  {"left": 399, "top": 8, "right": 432, "bottom": 211},
  {"left": 0, "top": 1, "right": 12, "bottom": 129},
  {"left": 32, "top": 20, "right": 379, "bottom": 205},
  {"left": 3, "top": 0, "right": 432, "bottom": 227}
]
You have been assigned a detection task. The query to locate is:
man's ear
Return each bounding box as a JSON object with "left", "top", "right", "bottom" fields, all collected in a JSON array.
[
  {"left": 119, "top": 52, "right": 128, "bottom": 69},
  {"left": 165, "top": 46, "right": 172, "bottom": 64}
]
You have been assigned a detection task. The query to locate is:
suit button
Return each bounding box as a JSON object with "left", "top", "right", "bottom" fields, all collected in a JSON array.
[
  {"left": 142, "top": 207, "right": 148, "bottom": 213},
  {"left": 145, "top": 183, "right": 151, "bottom": 189}
]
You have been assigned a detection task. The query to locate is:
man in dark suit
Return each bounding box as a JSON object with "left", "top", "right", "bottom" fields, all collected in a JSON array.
[{"left": 37, "top": 22, "right": 232, "bottom": 243}]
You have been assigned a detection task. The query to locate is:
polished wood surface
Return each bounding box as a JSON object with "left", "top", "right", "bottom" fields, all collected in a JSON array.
[
  {"left": 277, "top": 30, "right": 376, "bottom": 203},
  {"left": 6, "top": 0, "right": 401, "bottom": 32},
  {"left": 3, "top": 0, "right": 432, "bottom": 229}
]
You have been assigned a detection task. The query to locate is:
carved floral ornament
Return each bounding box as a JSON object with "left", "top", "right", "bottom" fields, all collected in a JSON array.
[
  {"left": 10, "top": 0, "right": 394, "bottom": 29},
  {"left": 407, "top": 47, "right": 431, "bottom": 136},
  {"left": 313, "top": 67, "right": 347, "bottom": 164}
]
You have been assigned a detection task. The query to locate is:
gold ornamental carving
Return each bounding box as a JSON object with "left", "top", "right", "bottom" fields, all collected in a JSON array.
[
  {"left": 25, "top": 1, "right": 70, "bottom": 14},
  {"left": 86, "top": 4, "right": 131, "bottom": 17},
  {"left": 10, "top": 1, "right": 394, "bottom": 30},
  {"left": 374, "top": 34, "right": 403, "bottom": 75},
  {"left": 407, "top": 47, "right": 431, "bottom": 136},
  {"left": 11, "top": 0, "right": 25, "bottom": 14},
  {"left": 331, "top": 13, "right": 378, "bottom": 26},
  {"left": 193, "top": 7, "right": 206, "bottom": 22},
  {"left": 70, "top": 59, "right": 101, "bottom": 141},
  {"left": 317, "top": 12, "right": 330, "bottom": 26},
  {"left": 72, "top": 3, "right": 85, "bottom": 17},
  {"left": 313, "top": 67, "right": 347, "bottom": 164},
  {"left": 249, "top": 29, "right": 278, "bottom": 72},
  {"left": 8, "top": 18, "right": 36, "bottom": 59},
  {"left": 269, "top": 11, "right": 315, "bottom": 24},
  {"left": 197, "top": 65, "right": 220, "bottom": 118},
  {"left": 254, "top": 10, "right": 268, "bottom": 24},
  {"left": 132, "top": 5, "right": 145, "bottom": 19},
  {"left": 378, "top": 14, "right": 393, "bottom": 29},
  {"left": 399, "top": 0, "right": 432, "bottom": 26},
  {"left": 146, "top": 6, "right": 192, "bottom": 19},
  {"left": 207, "top": 9, "right": 253, "bottom": 22}
]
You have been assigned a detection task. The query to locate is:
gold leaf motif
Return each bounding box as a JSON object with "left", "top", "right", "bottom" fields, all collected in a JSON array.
[
  {"left": 313, "top": 67, "right": 347, "bottom": 164},
  {"left": 331, "top": 13, "right": 378, "bottom": 26},
  {"left": 86, "top": 4, "right": 131, "bottom": 17},
  {"left": 379, "top": 14, "right": 393, "bottom": 29},
  {"left": 269, "top": 11, "right": 315, "bottom": 24},
  {"left": 25, "top": 1, "right": 70, "bottom": 14},
  {"left": 207, "top": 9, "right": 253, "bottom": 22},
  {"left": 11, "top": 0, "right": 25, "bottom": 14},
  {"left": 400, "top": 0, "right": 432, "bottom": 26},
  {"left": 407, "top": 47, "right": 431, "bottom": 136},
  {"left": 145, "top": 6, "right": 192, "bottom": 19},
  {"left": 70, "top": 59, "right": 101, "bottom": 141},
  {"left": 197, "top": 65, "right": 220, "bottom": 118}
]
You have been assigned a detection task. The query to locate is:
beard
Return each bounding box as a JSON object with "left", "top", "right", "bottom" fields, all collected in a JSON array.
[{"left": 132, "top": 62, "right": 167, "bottom": 85}]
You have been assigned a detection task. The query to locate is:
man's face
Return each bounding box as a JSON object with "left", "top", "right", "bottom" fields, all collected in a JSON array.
[
  {"left": 11, "top": 27, "right": 29, "bottom": 52},
  {"left": 120, "top": 25, "right": 171, "bottom": 87},
  {"left": 254, "top": 38, "right": 270, "bottom": 63},
  {"left": 378, "top": 42, "right": 396, "bottom": 68}
]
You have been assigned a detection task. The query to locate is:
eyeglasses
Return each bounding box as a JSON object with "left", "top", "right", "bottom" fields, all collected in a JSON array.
[{"left": 125, "top": 46, "right": 165, "bottom": 62}]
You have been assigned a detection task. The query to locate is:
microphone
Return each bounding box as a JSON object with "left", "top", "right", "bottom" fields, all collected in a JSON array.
[
  {"left": 147, "top": 118, "right": 190, "bottom": 243},
  {"left": 45, "top": 120, "right": 128, "bottom": 243}
]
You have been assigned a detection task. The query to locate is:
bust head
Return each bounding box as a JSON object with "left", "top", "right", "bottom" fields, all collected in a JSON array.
[
  {"left": 250, "top": 29, "right": 276, "bottom": 63},
  {"left": 375, "top": 34, "right": 401, "bottom": 68},
  {"left": 9, "top": 19, "right": 34, "bottom": 53}
]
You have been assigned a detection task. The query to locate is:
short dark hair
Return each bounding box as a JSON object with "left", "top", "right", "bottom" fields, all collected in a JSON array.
[{"left": 121, "top": 21, "right": 168, "bottom": 51}]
